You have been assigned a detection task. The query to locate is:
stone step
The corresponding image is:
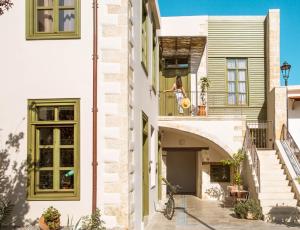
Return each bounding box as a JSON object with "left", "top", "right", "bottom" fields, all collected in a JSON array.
[
  {"left": 257, "top": 150, "right": 277, "bottom": 155},
  {"left": 259, "top": 192, "right": 295, "bottom": 200},
  {"left": 260, "top": 199, "right": 298, "bottom": 208},
  {"left": 260, "top": 186, "right": 292, "bottom": 193},
  {"left": 260, "top": 170, "right": 285, "bottom": 176},
  {"left": 260, "top": 176, "right": 288, "bottom": 183}
]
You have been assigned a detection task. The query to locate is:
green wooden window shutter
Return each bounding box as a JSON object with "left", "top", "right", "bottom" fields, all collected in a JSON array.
[
  {"left": 26, "top": 0, "right": 81, "bottom": 40},
  {"left": 27, "top": 98, "right": 80, "bottom": 200},
  {"left": 152, "top": 20, "right": 157, "bottom": 93},
  {"left": 141, "top": 0, "right": 148, "bottom": 72}
]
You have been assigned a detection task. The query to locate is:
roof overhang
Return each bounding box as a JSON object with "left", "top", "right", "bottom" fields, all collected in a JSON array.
[{"left": 159, "top": 36, "right": 206, "bottom": 76}]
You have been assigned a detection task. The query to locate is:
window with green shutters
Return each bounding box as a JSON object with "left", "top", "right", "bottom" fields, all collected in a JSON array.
[
  {"left": 141, "top": 0, "right": 148, "bottom": 72},
  {"left": 27, "top": 99, "right": 80, "bottom": 200},
  {"left": 227, "top": 58, "right": 248, "bottom": 105},
  {"left": 26, "top": 0, "right": 80, "bottom": 40},
  {"left": 152, "top": 16, "right": 157, "bottom": 93}
]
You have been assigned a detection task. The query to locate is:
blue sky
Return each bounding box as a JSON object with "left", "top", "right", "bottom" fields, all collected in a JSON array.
[{"left": 158, "top": 0, "right": 300, "bottom": 85}]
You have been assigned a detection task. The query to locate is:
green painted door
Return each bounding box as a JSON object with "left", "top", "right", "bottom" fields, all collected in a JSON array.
[
  {"left": 159, "top": 75, "right": 190, "bottom": 116},
  {"left": 142, "top": 113, "right": 149, "bottom": 218},
  {"left": 157, "top": 134, "right": 162, "bottom": 200}
]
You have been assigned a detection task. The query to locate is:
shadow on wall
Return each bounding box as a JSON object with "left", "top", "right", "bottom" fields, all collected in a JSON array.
[
  {"left": 0, "top": 132, "right": 36, "bottom": 228},
  {"left": 267, "top": 206, "right": 300, "bottom": 227},
  {"left": 205, "top": 185, "right": 225, "bottom": 200}
]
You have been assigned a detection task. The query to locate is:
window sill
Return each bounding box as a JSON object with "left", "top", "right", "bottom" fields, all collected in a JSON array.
[{"left": 26, "top": 33, "right": 81, "bottom": 40}]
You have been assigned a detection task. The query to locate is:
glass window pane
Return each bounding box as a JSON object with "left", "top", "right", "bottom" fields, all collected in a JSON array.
[
  {"left": 37, "top": 0, "right": 53, "bottom": 7},
  {"left": 237, "top": 59, "right": 247, "bottom": 69},
  {"left": 238, "top": 70, "right": 246, "bottom": 81},
  {"left": 60, "top": 170, "right": 74, "bottom": 189},
  {"left": 228, "top": 93, "right": 236, "bottom": 105},
  {"left": 210, "top": 165, "right": 230, "bottom": 182},
  {"left": 228, "top": 70, "right": 235, "bottom": 81},
  {"left": 238, "top": 82, "right": 246, "bottom": 93},
  {"left": 60, "top": 148, "right": 74, "bottom": 167},
  {"left": 39, "top": 148, "right": 53, "bottom": 167},
  {"left": 59, "top": 10, "right": 75, "bottom": 32},
  {"left": 37, "top": 10, "right": 54, "bottom": 32},
  {"left": 59, "top": 106, "right": 74, "bottom": 120},
  {"left": 37, "top": 107, "right": 54, "bottom": 121},
  {"left": 239, "top": 94, "right": 247, "bottom": 105},
  {"left": 39, "top": 171, "right": 53, "bottom": 189},
  {"left": 60, "top": 127, "right": 74, "bottom": 145},
  {"left": 39, "top": 128, "right": 53, "bottom": 145},
  {"left": 227, "top": 59, "right": 236, "bottom": 69},
  {"left": 228, "top": 82, "right": 235, "bottom": 93},
  {"left": 59, "top": 0, "right": 75, "bottom": 6}
]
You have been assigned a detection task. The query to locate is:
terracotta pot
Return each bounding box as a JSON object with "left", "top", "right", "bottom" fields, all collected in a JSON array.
[
  {"left": 39, "top": 216, "right": 50, "bottom": 230},
  {"left": 197, "top": 105, "right": 206, "bottom": 116}
]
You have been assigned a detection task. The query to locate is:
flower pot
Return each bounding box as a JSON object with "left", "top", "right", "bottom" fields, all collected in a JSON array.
[
  {"left": 39, "top": 216, "right": 60, "bottom": 230},
  {"left": 197, "top": 105, "right": 206, "bottom": 116},
  {"left": 39, "top": 216, "right": 50, "bottom": 230}
]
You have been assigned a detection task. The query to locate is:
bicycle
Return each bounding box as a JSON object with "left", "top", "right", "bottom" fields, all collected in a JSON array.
[{"left": 162, "top": 177, "right": 182, "bottom": 220}]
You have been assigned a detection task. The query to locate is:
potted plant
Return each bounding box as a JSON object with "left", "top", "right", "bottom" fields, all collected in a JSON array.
[
  {"left": 39, "top": 206, "right": 61, "bottom": 230},
  {"left": 198, "top": 76, "right": 210, "bottom": 116},
  {"left": 234, "top": 199, "right": 262, "bottom": 220},
  {"left": 221, "top": 149, "right": 245, "bottom": 191}
]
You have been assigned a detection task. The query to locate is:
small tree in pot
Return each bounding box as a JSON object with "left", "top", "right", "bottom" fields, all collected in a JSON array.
[
  {"left": 198, "top": 76, "right": 210, "bottom": 116},
  {"left": 221, "top": 149, "right": 245, "bottom": 190},
  {"left": 39, "top": 206, "right": 61, "bottom": 230}
]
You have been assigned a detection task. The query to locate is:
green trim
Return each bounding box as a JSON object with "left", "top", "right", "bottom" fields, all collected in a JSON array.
[
  {"left": 141, "top": 0, "right": 148, "bottom": 73},
  {"left": 27, "top": 98, "right": 80, "bottom": 201},
  {"left": 151, "top": 14, "right": 157, "bottom": 94},
  {"left": 142, "top": 112, "right": 149, "bottom": 218},
  {"left": 26, "top": 0, "right": 81, "bottom": 40}
]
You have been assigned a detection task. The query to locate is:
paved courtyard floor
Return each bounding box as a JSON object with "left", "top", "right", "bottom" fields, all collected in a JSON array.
[{"left": 146, "top": 195, "right": 300, "bottom": 230}]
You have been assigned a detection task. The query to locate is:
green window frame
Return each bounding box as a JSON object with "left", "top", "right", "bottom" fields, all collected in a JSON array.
[
  {"left": 141, "top": 0, "right": 148, "bottom": 73},
  {"left": 151, "top": 13, "right": 157, "bottom": 93},
  {"left": 226, "top": 58, "right": 248, "bottom": 105},
  {"left": 26, "top": 0, "right": 80, "bottom": 40},
  {"left": 210, "top": 164, "right": 230, "bottom": 183},
  {"left": 27, "top": 98, "right": 80, "bottom": 200}
]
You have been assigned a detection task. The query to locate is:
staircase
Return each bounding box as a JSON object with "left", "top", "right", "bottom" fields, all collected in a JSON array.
[{"left": 258, "top": 150, "right": 300, "bottom": 223}]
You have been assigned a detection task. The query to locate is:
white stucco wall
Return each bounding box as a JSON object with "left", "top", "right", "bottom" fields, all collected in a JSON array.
[
  {"left": 288, "top": 86, "right": 300, "bottom": 147},
  {"left": 160, "top": 16, "right": 208, "bottom": 37},
  {"left": 0, "top": 0, "right": 93, "bottom": 226},
  {"left": 131, "top": 0, "right": 160, "bottom": 228}
]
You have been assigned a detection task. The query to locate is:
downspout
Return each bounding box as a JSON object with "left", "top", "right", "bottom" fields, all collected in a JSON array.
[{"left": 92, "top": 0, "right": 98, "bottom": 213}]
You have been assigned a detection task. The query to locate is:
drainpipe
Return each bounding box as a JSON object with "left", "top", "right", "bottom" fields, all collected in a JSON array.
[{"left": 92, "top": 0, "right": 98, "bottom": 214}]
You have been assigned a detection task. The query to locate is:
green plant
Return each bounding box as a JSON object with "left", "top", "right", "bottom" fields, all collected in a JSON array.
[
  {"left": 43, "top": 206, "right": 61, "bottom": 230},
  {"left": 234, "top": 199, "right": 262, "bottom": 220},
  {"left": 81, "top": 208, "right": 105, "bottom": 230},
  {"left": 200, "top": 76, "right": 210, "bottom": 105},
  {"left": 0, "top": 196, "right": 14, "bottom": 227},
  {"left": 296, "top": 176, "right": 300, "bottom": 184},
  {"left": 221, "top": 149, "right": 245, "bottom": 186}
]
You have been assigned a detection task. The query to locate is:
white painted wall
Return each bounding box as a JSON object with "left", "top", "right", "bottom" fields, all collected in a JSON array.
[
  {"left": 288, "top": 86, "right": 300, "bottom": 147},
  {"left": 0, "top": 0, "right": 93, "bottom": 226},
  {"left": 131, "top": 0, "right": 160, "bottom": 228},
  {"left": 160, "top": 16, "right": 208, "bottom": 37}
]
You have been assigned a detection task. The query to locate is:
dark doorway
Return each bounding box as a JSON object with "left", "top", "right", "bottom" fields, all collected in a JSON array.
[{"left": 166, "top": 150, "right": 196, "bottom": 195}]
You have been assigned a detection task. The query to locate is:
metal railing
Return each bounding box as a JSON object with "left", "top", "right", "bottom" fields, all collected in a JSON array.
[
  {"left": 159, "top": 91, "right": 201, "bottom": 116},
  {"left": 280, "top": 124, "right": 300, "bottom": 176},
  {"left": 243, "top": 125, "right": 260, "bottom": 193},
  {"left": 159, "top": 90, "right": 250, "bottom": 116},
  {"left": 246, "top": 120, "right": 273, "bottom": 149}
]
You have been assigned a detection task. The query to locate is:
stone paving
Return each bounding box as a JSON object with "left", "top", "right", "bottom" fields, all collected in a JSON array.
[{"left": 146, "top": 195, "right": 300, "bottom": 230}]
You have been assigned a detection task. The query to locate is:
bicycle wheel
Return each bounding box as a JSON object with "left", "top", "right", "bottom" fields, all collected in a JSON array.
[{"left": 164, "top": 197, "right": 175, "bottom": 220}]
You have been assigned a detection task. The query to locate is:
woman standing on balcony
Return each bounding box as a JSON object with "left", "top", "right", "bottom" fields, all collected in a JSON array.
[{"left": 164, "top": 76, "right": 187, "bottom": 114}]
